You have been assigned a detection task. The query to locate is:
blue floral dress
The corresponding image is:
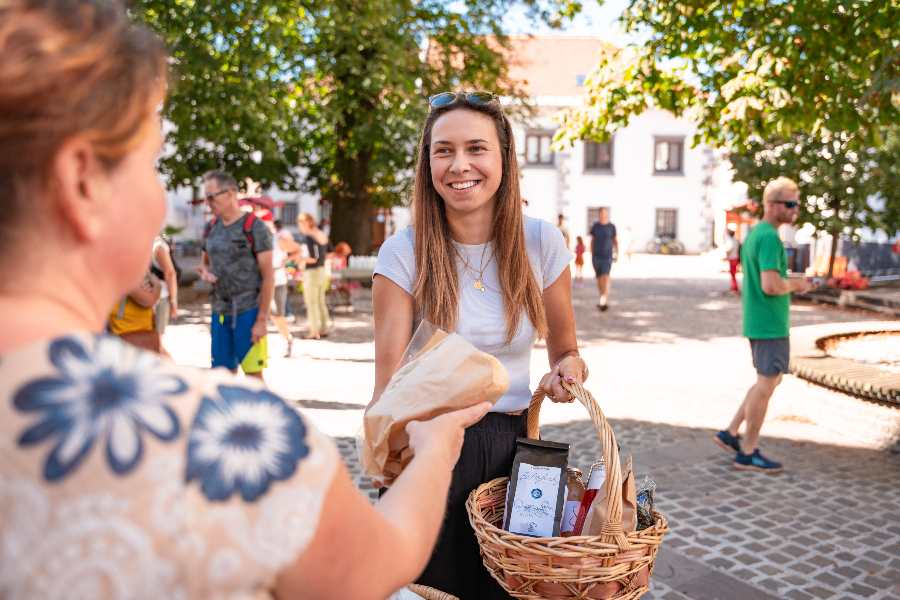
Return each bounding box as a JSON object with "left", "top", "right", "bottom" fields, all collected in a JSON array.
[{"left": 1, "top": 333, "right": 338, "bottom": 599}]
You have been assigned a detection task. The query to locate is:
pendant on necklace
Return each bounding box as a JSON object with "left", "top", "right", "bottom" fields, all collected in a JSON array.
[{"left": 474, "top": 280, "right": 486, "bottom": 292}]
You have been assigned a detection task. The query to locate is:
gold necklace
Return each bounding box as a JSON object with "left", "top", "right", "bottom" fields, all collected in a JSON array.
[{"left": 454, "top": 242, "right": 492, "bottom": 292}]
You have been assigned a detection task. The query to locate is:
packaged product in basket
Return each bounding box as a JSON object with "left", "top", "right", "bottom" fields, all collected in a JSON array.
[
  {"left": 581, "top": 455, "right": 637, "bottom": 536},
  {"left": 560, "top": 466, "right": 585, "bottom": 536},
  {"left": 572, "top": 459, "right": 605, "bottom": 536},
  {"left": 503, "top": 438, "right": 569, "bottom": 537},
  {"left": 636, "top": 475, "right": 657, "bottom": 530}
]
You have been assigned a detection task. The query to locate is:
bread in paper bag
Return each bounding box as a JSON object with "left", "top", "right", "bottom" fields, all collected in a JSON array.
[{"left": 361, "top": 331, "right": 508, "bottom": 483}]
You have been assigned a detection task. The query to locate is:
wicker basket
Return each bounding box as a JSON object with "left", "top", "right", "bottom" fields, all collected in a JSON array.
[
  {"left": 407, "top": 584, "right": 459, "bottom": 600},
  {"left": 466, "top": 382, "right": 670, "bottom": 599}
]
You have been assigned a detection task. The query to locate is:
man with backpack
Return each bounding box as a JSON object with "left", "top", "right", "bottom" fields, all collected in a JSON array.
[{"left": 199, "top": 170, "right": 274, "bottom": 379}]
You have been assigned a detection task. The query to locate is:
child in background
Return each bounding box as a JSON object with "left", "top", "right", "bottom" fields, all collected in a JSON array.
[{"left": 574, "top": 235, "right": 586, "bottom": 282}]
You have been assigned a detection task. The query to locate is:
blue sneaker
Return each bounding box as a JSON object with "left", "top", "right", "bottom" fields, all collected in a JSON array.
[
  {"left": 714, "top": 430, "right": 742, "bottom": 454},
  {"left": 734, "top": 449, "right": 783, "bottom": 473}
]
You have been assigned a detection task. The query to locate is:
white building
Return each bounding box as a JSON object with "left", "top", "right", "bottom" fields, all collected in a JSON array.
[{"left": 505, "top": 36, "right": 745, "bottom": 254}]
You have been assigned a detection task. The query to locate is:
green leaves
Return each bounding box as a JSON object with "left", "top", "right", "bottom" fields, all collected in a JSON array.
[
  {"left": 134, "top": 0, "right": 578, "bottom": 248},
  {"left": 558, "top": 0, "right": 899, "bottom": 241}
]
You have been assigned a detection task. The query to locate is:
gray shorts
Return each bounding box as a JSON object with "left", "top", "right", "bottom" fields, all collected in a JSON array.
[
  {"left": 272, "top": 284, "right": 288, "bottom": 317},
  {"left": 749, "top": 337, "right": 790, "bottom": 376}
]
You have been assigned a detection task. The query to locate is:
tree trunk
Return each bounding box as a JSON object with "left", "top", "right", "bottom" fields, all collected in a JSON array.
[{"left": 328, "top": 148, "right": 373, "bottom": 254}]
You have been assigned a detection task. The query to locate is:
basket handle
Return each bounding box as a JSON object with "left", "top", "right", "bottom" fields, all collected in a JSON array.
[{"left": 528, "top": 381, "right": 630, "bottom": 550}]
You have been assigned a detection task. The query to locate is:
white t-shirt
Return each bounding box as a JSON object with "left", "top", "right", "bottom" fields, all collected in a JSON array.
[{"left": 374, "top": 216, "right": 572, "bottom": 413}]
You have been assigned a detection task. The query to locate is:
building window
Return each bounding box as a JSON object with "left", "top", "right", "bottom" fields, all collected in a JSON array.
[
  {"left": 584, "top": 140, "right": 613, "bottom": 171},
  {"left": 655, "top": 208, "right": 678, "bottom": 238},
  {"left": 279, "top": 201, "right": 298, "bottom": 224},
  {"left": 525, "top": 132, "right": 554, "bottom": 166},
  {"left": 576, "top": 74, "right": 586, "bottom": 87},
  {"left": 653, "top": 137, "right": 684, "bottom": 174}
]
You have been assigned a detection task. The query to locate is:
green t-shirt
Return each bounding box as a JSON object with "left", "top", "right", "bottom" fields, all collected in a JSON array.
[{"left": 742, "top": 221, "right": 790, "bottom": 339}]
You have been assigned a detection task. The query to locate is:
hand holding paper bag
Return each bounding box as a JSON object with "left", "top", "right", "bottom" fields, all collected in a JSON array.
[{"left": 361, "top": 325, "right": 509, "bottom": 484}]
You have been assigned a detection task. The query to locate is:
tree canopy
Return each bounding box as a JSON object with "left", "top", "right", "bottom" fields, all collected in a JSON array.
[
  {"left": 555, "top": 0, "right": 899, "bottom": 251},
  {"left": 134, "top": 0, "right": 581, "bottom": 249}
]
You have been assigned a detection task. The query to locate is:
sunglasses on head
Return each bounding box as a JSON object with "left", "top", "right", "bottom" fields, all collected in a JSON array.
[
  {"left": 204, "top": 188, "right": 233, "bottom": 202},
  {"left": 428, "top": 91, "right": 499, "bottom": 110}
]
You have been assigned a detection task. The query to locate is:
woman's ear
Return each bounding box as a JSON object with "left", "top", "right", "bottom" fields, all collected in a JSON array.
[{"left": 51, "top": 136, "right": 113, "bottom": 243}]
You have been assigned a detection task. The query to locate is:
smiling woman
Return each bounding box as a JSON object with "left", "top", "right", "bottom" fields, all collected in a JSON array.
[
  {"left": 372, "top": 92, "right": 590, "bottom": 598},
  {"left": 0, "top": 2, "right": 490, "bottom": 599}
]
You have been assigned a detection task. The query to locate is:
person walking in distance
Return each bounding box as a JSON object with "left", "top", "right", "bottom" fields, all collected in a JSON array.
[
  {"left": 590, "top": 207, "right": 617, "bottom": 311},
  {"left": 198, "top": 170, "right": 274, "bottom": 379},
  {"left": 297, "top": 213, "right": 331, "bottom": 339},
  {"left": 557, "top": 213, "right": 571, "bottom": 249},
  {"left": 715, "top": 177, "right": 813, "bottom": 473},
  {"left": 574, "top": 235, "right": 586, "bottom": 282},
  {"left": 268, "top": 219, "right": 294, "bottom": 357},
  {"left": 723, "top": 227, "right": 741, "bottom": 294}
]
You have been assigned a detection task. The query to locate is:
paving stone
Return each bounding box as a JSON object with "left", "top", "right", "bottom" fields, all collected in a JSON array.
[
  {"left": 845, "top": 582, "right": 880, "bottom": 597},
  {"left": 767, "top": 551, "right": 794, "bottom": 564},
  {"left": 781, "top": 573, "right": 808, "bottom": 586},
  {"left": 794, "top": 535, "right": 821, "bottom": 547},
  {"left": 729, "top": 567, "right": 758, "bottom": 580},
  {"left": 803, "top": 585, "right": 839, "bottom": 599},
  {"left": 790, "top": 561, "right": 823, "bottom": 574},
  {"left": 733, "top": 553, "right": 763, "bottom": 565},
  {"left": 863, "top": 574, "right": 896, "bottom": 589},
  {"left": 808, "top": 554, "right": 837, "bottom": 568},
  {"left": 703, "top": 525, "right": 729, "bottom": 535},
  {"left": 719, "top": 546, "right": 739, "bottom": 557},
  {"left": 783, "top": 544, "right": 812, "bottom": 557},
  {"left": 813, "top": 571, "right": 844, "bottom": 587},
  {"left": 757, "top": 564, "right": 783, "bottom": 576},
  {"left": 684, "top": 546, "right": 707, "bottom": 559},
  {"left": 832, "top": 565, "right": 863, "bottom": 579},
  {"left": 708, "top": 557, "right": 735, "bottom": 570},
  {"left": 786, "top": 590, "right": 816, "bottom": 600},
  {"left": 854, "top": 558, "right": 884, "bottom": 574}
]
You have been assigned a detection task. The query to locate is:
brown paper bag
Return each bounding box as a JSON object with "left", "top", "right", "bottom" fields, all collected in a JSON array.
[
  {"left": 582, "top": 455, "right": 638, "bottom": 536},
  {"left": 360, "top": 327, "right": 508, "bottom": 484}
]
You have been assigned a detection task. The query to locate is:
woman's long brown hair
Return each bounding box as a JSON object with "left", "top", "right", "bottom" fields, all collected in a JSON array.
[{"left": 411, "top": 99, "right": 547, "bottom": 343}]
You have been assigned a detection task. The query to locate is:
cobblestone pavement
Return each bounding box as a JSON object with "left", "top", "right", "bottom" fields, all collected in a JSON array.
[{"left": 167, "top": 254, "right": 900, "bottom": 600}]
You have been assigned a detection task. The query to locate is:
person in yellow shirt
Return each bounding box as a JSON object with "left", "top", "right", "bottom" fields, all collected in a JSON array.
[{"left": 108, "top": 272, "right": 162, "bottom": 352}]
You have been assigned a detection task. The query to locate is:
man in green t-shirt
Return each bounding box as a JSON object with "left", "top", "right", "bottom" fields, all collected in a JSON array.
[{"left": 714, "top": 177, "right": 813, "bottom": 473}]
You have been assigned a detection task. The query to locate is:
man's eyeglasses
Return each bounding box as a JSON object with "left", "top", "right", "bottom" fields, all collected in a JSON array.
[
  {"left": 428, "top": 91, "right": 499, "bottom": 110},
  {"left": 204, "top": 188, "right": 233, "bottom": 202},
  {"left": 772, "top": 200, "right": 799, "bottom": 209}
]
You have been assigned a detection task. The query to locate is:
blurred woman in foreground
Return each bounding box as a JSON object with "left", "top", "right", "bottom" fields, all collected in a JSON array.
[{"left": 0, "top": 1, "right": 486, "bottom": 598}]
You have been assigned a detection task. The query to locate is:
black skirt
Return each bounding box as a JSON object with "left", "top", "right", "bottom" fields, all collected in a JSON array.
[{"left": 416, "top": 411, "right": 527, "bottom": 600}]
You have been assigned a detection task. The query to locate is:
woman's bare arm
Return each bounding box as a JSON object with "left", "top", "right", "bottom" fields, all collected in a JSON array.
[
  {"left": 274, "top": 403, "right": 490, "bottom": 600},
  {"left": 543, "top": 266, "right": 578, "bottom": 366},
  {"left": 154, "top": 243, "right": 178, "bottom": 315},
  {"left": 371, "top": 275, "right": 414, "bottom": 407},
  {"left": 540, "top": 267, "right": 588, "bottom": 401}
]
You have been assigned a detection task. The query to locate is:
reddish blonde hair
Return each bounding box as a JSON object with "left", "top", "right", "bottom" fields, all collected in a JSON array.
[
  {"left": 0, "top": 0, "right": 167, "bottom": 245},
  {"left": 412, "top": 101, "right": 547, "bottom": 343}
]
